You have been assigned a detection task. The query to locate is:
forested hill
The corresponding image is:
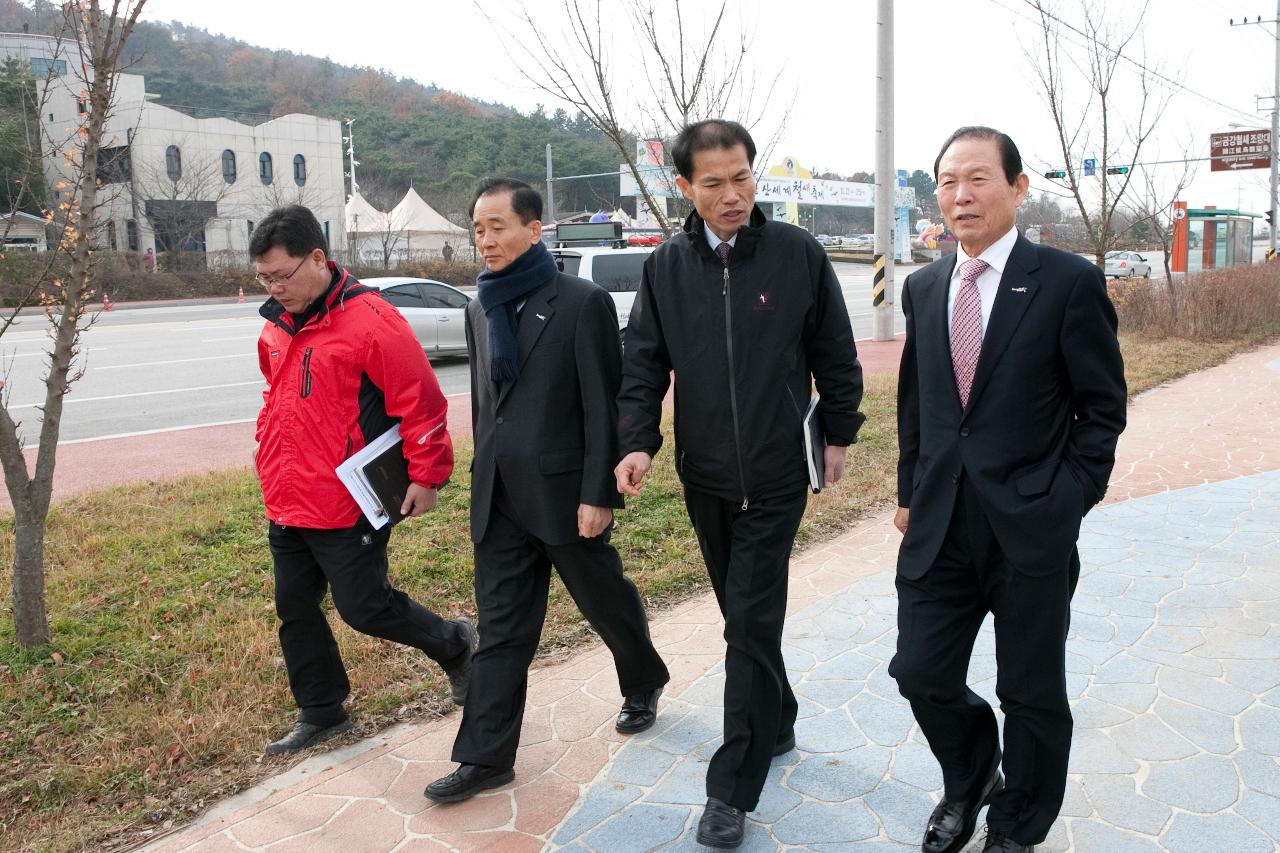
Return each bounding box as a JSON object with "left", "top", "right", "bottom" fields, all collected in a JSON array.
[{"left": 0, "top": 0, "right": 622, "bottom": 223}]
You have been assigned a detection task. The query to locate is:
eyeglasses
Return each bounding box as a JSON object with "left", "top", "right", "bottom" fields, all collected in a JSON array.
[{"left": 254, "top": 256, "right": 308, "bottom": 289}]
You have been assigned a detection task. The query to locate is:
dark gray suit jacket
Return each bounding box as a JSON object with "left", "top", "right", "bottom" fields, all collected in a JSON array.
[
  {"left": 466, "top": 271, "right": 625, "bottom": 546},
  {"left": 896, "top": 235, "right": 1127, "bottom": 578}
]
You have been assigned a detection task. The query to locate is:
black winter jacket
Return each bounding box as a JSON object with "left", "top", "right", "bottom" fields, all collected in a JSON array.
[{"left": 618, "top": 206, "right": 865, "bottom": 505}]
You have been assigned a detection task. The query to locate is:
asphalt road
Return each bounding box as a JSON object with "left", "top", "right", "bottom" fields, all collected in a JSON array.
[{"left": 0, "top": 261, "right": 908, "bottom": 445}]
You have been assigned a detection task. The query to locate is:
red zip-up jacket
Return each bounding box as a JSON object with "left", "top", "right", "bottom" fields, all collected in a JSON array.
[{"left": 255, "top": 264, "right": 453, "bottom": 528}]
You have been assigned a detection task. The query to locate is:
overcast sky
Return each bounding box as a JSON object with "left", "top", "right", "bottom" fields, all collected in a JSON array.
[{"left": 143, "top": 0, "right": 1279, "bottom": 214}]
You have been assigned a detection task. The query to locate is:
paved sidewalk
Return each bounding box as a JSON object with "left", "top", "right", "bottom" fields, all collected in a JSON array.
[{"left": 142, "top": 342, "right": 1280, "bottom": 853}]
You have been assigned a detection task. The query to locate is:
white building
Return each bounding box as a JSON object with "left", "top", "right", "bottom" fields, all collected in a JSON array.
[
  {"left": 2, "top": 31, "right": 346, "bottom": 262},
  {"left": 1, "top": 211, "right": 48, "bottom": 252}
]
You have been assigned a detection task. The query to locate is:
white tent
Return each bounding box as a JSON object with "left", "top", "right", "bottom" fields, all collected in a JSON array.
[{"left": 390, "top": 187, "right": 469, "bottom": 259}]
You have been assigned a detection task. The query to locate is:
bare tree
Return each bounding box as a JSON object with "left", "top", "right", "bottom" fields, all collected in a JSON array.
[
  {"left": 1127, "top": 141, "right": 1197, "bottom": 307},
  {"left": 488, "top": 0, "right": 790, "bottom": 235},
  {"left": 0, "top": 0, "right": 148, "bottom": 648},
  {"left": 1027, "top": 0, "right": 1174, "bottom": 265}
]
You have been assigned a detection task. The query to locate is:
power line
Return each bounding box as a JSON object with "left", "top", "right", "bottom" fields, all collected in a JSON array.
[{"left": 990, "top": 0, "right": 1260, "bottom": 125}]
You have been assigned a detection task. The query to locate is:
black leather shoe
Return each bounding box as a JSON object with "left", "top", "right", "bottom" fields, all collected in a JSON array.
[
  {"left": 443, "top": 617, "right": 478, "bottom": 705},
  {"left": 773, "top": 730, "right": 796, "bottom": 757},
  {"left": 616, "top": 686, "right": 663, "bottom": 734},
  {"left": 264, "top": 719, "right": 353, "bottom": 755},
  {"left": 921, "top": 765, "right": 1005, "bottom": 853},
  {"left": 982, "top": 830, "right": 1034, "bottom": 852},
  {"left": 423, "top": 762, "right": 515, "bottom": 804},
  {"left": 696, "top": 797, "right": 746, "bottom": 849}
]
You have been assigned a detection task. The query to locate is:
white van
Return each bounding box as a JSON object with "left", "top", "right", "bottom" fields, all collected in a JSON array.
[{"left": 550, "top": 223, "right": 658, "bottom": 341}]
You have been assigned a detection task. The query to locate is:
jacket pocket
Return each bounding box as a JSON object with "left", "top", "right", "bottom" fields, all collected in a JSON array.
[
  {"left": 299, "top": 347, "right": 314, "bottom": 399},
  {"left": 1015, "top": 460, "right": 1057, "bottom": 497},
  {"left": 539, "top": 448, "right": 584, "bottom": 474}
]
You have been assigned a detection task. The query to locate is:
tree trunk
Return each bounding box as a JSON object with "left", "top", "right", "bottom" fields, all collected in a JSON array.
[{"left": 11, "top": 507, "right": 50, "bottom": 647}]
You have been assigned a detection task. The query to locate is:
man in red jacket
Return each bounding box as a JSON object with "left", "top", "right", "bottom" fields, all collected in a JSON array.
[{"left": 251, "top": 205, "right": 477, "bottom": 755}]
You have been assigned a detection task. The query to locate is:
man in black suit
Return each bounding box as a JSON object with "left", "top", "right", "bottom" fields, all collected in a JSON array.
[
  {"left": 424, "top": 178, "right": 669, "bottom": 804},
  {"left": 891, "top": 128, "right": 1126, "bottom": 853}
]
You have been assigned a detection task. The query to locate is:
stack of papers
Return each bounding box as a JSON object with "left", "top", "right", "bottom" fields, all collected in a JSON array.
[
  {"left": 335, "top": 425, "right": 410, "bottom": 529},
  {"left": 804, "top": 395, "right": 825, "bottom": 494}
]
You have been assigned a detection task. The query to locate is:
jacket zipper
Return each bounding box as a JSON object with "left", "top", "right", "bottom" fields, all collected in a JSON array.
[
  {"left": 300, "top": 347, "right": 313, "bottom": 398},
  {"left": 722, "top": 265, "right": 749, "bottom": 510}
]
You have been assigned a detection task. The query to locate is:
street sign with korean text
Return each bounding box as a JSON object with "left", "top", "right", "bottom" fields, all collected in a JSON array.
[
  {"left": 1210, "top": 129, "right": 1272, "bottom": 171},
  {"left": 1083, "top": 158, "right": 1096, "bottom": 177}
]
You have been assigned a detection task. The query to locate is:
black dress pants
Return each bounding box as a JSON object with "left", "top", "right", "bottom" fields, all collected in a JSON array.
[
  {"left": 451, "top": 493, "right": 670, "bottom": 768},
  {"left": 269, "top": 521, "right": 469, "bottom": 727},
  {"left": 889, "top": 476, "right": 1080, "bottom": 845},
  {"left": 683, "top": 484, "right": 808, "bottom": 812}
]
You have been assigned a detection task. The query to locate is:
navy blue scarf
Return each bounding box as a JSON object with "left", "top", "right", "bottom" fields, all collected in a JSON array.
[{"left": 476, "top": 241, "right": 559, "bottom": 384}]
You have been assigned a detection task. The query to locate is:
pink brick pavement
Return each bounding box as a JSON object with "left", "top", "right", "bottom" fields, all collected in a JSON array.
[{"left": 135, "top": 342, "right": 1280, "bottom": 852}]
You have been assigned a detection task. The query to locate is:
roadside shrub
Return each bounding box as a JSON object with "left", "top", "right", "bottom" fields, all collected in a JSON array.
[{"left": 1113, "top": 262, "right": 1280, "bottom": 340}]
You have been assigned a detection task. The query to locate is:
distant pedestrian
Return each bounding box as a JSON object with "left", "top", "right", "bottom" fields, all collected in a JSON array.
[
  {"left": 891, "top": 127, "right": 1127, "bottom": 853},
  {"left": 442, "top": 242, "right": 454, "bottom": 264},
  {"left": 143, "top": 247, "right": 155, "bottom": 273},
  {"left": 615, "top": 120, "right": 864, "bottom": 849},
  {"left": 250, "top": 204, "right": 477, "bottom": 756}
]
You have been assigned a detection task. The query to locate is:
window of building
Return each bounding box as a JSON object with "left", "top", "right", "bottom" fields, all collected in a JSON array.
[
  {"left": 259, "top": 152, "right": 273, "bottom": 185},
  {"left": 292, "top": 154, "right": 307, "bottom": 186},
  {"left": 165, "top": 145, "right": 182, "bottom": 182},
  {"left": 323, "top": 220, "right": 330, "bottom": 247},
  {"left": 126, "top": 219, "right": 139, "bottom": 252},
  {"left": 29, "top": 57, "right": 67, "bottom": 78},
  {"left": 106, "top": 220, "right": 117, "bottom": 251},
  {"left": 221, "top": 149, "right": 236, "bottom": 184},
  {"left": 247, "top": 220, "right": 255, "bottom": 244},
  {"left": 99, "top": 145, "right": 132, "bottom": 184},
  {"left": 76, "top": 99, "right": 86, "bottom": 115}
]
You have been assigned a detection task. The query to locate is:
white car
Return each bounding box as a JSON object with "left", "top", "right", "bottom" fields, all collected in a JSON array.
[
  {"left": 361, "top": 277, "right": 471, "bottom": 356},
  {"left": 1103, "top": 251, "right": 1151, "bottom": 278}
]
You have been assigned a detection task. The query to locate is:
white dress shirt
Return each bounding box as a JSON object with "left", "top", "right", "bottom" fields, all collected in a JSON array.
[
  {"left": 704, "top": 224, "right": 738, "bottom": 253},
  {"left": 947, "top": 226, "right": 1019, "bottom": 337}
]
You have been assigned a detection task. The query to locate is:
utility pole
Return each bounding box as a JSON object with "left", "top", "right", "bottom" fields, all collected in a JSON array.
[
  {"left": 546, "top": 143, "right": 555, "bottom": 224},
  {"left": 1231, "top": 5, "right": 1280, "bottom": 250},
  {"left": 344, "top": 118, "right": 359, "bottom": 199},
  {"left": 873, "top": 0, "right": 895, "bottom": 341}
]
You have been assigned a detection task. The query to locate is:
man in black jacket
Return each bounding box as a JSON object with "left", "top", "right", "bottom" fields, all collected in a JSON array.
[
  {"left": 424, "top": 178, "right": 669, "bottom": 805},
  {"left": 616, "top": 121, "right": 864, "bottom": 848}
]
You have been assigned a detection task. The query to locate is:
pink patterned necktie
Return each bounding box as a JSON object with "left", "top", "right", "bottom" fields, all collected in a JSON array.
[
  {"left": 950, "top": 258, "right": 988, "bottom": 408},
  {"left": 716, "top": 241, "right": 731, "bottom": 264}
]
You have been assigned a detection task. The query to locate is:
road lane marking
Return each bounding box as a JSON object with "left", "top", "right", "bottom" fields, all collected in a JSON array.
[
  {"left": 29, "top": 418, "right": 259, "bottom": 448},
  {"left": 201, "top": 336, "right": 260, "bottom": 343},
  {"left": 97, "top": 354, "right": 251, "bottom": 370},
  {"left": 29, "top": 393, "right": 473, "bottom": 446},
  {"left": 6, "top": 380, "right": 264, "bottom": 410}
]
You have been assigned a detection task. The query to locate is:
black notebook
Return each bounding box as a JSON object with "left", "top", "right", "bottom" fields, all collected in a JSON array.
[
  {"left": 804, "top": 395, "right": 825, "bottom": 494},
  {"left": 335, "top": 425, "right": 410, "bottom": 529},
  {"left": 361, "top": 437, "right": 411, "bottom": 526}
]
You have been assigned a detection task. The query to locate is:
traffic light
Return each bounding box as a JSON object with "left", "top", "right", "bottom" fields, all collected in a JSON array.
[
  {"left": 1044, "top": 170, "right": 1066, "bottom": 179},
  {"left": 1106, "top": 166, "right": 1130, "bottom": 175},
  {"left": 1267, "top": 210, "right": 1274, "bottom": 227}
]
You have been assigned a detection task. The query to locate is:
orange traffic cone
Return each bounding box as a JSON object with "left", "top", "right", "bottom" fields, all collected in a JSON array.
[
  {"left": 102, "top": 291, "right": 113, "bottom": 311},
  {"left": 237, "top": 285, "right": 245, "bottom": 304}
]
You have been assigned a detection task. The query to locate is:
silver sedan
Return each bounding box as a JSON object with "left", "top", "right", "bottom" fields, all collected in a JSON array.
[
  {"left": 361, "top": 277, "right": 471, "bottom": 356},
  {"left": 1103, "top": 251, "right": 1152, "bottom": 278}
]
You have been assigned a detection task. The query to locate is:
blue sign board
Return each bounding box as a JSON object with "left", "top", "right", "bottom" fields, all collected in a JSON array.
[{"left": 1083, "top": 158, "right": 1097, "bottom": 177}]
